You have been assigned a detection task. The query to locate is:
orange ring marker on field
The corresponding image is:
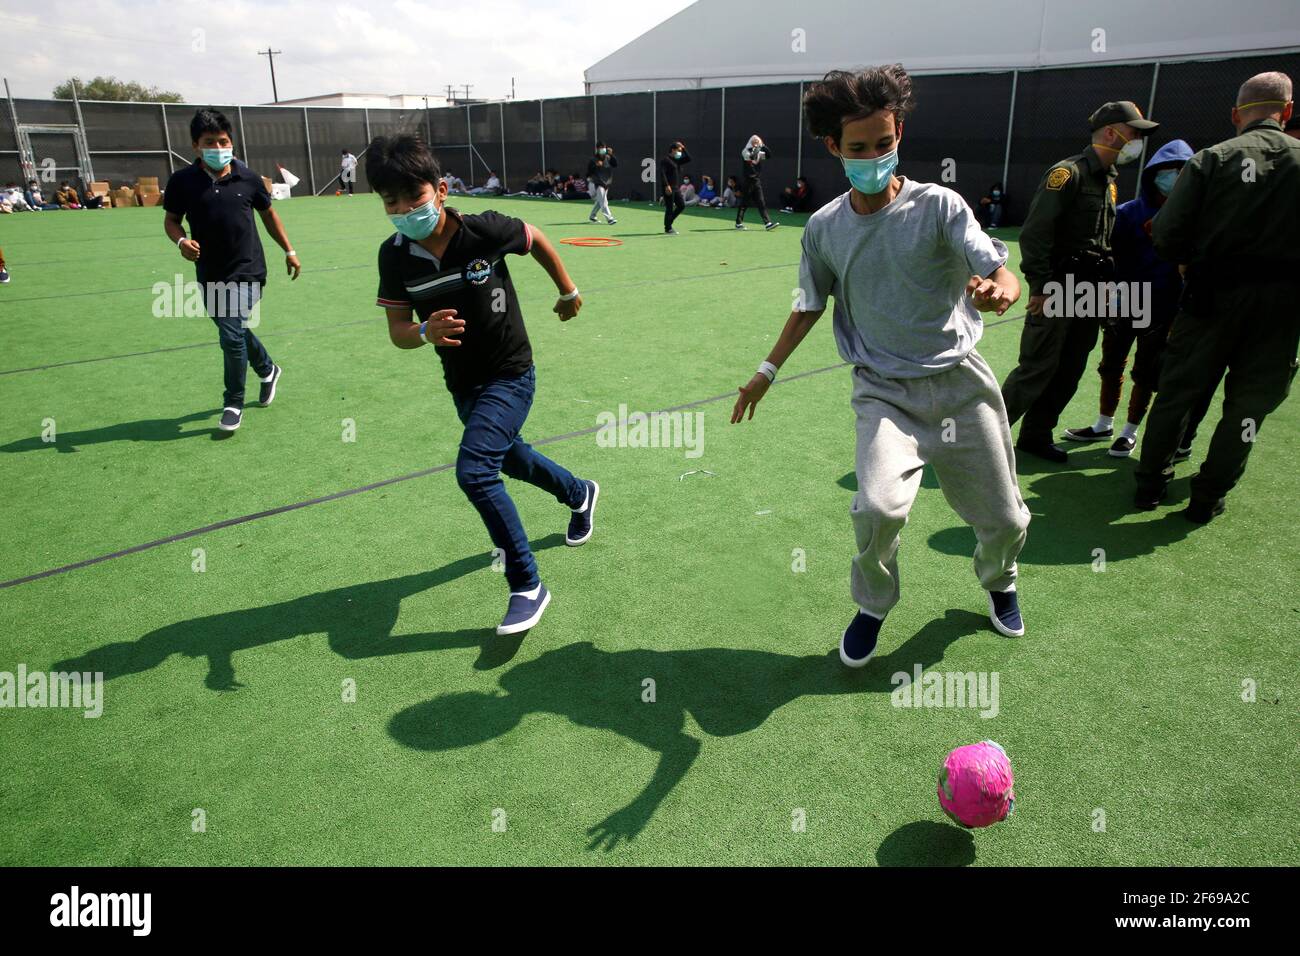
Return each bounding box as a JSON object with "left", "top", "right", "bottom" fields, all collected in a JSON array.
[{"left": 559, "top": 237, "right": 624, "bottom": 247}]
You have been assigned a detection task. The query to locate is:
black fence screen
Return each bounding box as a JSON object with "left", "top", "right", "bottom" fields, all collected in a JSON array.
[
  {"left": 593, "top": 92, "right": 654, "bottom": 201},
  {"left": 5, "top": 49, "right": 1296, "bottom": 221}
]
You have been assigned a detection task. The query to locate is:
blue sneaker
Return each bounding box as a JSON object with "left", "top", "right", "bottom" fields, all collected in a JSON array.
[
  {"left": 566, "top": 480, "right": 600, "bottom": 547},
  {"left": 839, "top": 611, "right": 883, "bottom": 668},
  {"left": 497, "top": 584, "right": 551, "bottom": 636},
  {"left": 987, "top": 588, "right": 1025, "bottom": 637}
]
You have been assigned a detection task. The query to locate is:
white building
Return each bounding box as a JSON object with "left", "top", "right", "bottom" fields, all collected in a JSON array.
[
  {"left": 585, "top": 0, "right": 1300, "bottom": 93},
  {"left": 266, "top": 92, "right": 450, "bottom": 109}
]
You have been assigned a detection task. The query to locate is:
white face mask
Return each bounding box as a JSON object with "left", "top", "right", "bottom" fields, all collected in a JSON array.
[{"left": 1116, "top": 138, "right": 1143, "bottom": 164}]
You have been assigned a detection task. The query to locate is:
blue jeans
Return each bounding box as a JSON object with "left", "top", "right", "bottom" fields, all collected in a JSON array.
[
  {"left": 451, "top": 366, "right": 585, "bottom": 591},
  {"left": 206, "top": 280, "right": 273, "bottom": 408}
]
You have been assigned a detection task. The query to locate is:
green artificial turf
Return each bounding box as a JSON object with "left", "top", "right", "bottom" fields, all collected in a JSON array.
[{"left": 0, "top": 196, "right": 1295, "bottom": 866}]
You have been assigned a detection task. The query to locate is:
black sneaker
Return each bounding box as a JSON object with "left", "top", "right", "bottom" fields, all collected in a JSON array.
[
  {"left": 1134, "top": 478, "right": 1170, "bottom": 511},
  {"left": 839, "top": 611, "right": 883, "bottom": 668},
  {"left": 566, "top": 480, "right": 600, "bottom": 546},
  {"left": 0, "top": 269, "right": 10, "bottom": 284},
  {"left": 606, "top": 217, "right": 617, "bottom": 225},
  {"left": 1108, "top": 435, "right": 1137, "bottom": 457},
  {"left": 258, "top": 365, "right": 282, "bottom": 406},
  {"left": 987, "top": 588, "right": 1025, "bottom": 637},
  {"left": 764, "top": 221, "right": 779, "bottom": 231},
  {"left": 1016, "top": 439, "right": 1068, "bottom": 464},
  {"left": 1181, "top": 498, "right": 1225, "bottom": 524},
  {"left": 1063, "top": 424, "right": 1113, "bottom": 442},
  {"left": 218, "top": 406, "right": 243, "bottom": 432},
  {"left": 1171, "top": 446, "right": 1192, "bottom": 464},
  {"left": 734, "top": 223, "right": 746, "bottom": 230},
  {"left": 665, "top": 227, "right": 679, "bottom": 235},
  {"left": 497, "top": 584, "right": 551, "bottom": 636}
]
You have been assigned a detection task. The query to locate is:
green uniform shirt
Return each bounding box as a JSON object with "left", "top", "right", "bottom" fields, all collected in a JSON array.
[
  {"left": 1018, "top": 147, "right": 1119, "bottom": 296},
  {"left": 1152, "top": 118, "right": 1300, "bottom": 271}
]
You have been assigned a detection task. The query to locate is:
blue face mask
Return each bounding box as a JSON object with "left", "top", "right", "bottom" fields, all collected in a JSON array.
[
  {"left": 841, "top": 148, "right": 899, "bottom": 195},
  {"left": 201, "top": 148, "right": 233, "bottom": 171},
  {"left": 389, "top": 198, "right": 441, "bottom": 240},
  {"left": 1153, "top": 169, "right": 1179, "bottom": 196}
]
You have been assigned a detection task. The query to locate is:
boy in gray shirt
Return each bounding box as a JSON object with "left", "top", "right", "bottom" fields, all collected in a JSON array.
[{"left": 731, "top": 65, "right": 1031, "bottom": 667}]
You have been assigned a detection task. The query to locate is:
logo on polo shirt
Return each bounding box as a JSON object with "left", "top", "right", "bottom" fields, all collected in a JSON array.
[{"left": 465, "top": 258, "right": 493, "bottom": 286}]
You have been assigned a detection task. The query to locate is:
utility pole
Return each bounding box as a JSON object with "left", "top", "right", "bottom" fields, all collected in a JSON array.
[
  {"left": 258, "top": 48, "right": 282, "bottom": 103},
  {"left": 511, "top": 77, "right": 515, "bottom": 100},
  {"left": 461, "top": 84, "right": 473, "bottom": 103},
  {"left": 444, "top": 84, "right": 456, "bottom": 105}
]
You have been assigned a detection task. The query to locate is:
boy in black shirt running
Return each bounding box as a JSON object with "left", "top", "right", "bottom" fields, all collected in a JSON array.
[{"left": 369, "top": 135, "right": 599, "bottom": 636}]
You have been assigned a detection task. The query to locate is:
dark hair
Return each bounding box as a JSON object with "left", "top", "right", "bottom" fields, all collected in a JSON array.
[
  {"left": 365, "top": 135, "right": 442, "bottom": 200},
  {"left": 803, "top": 65, "right": 915, "bottom": 144},
  {"left": 190, "top": 108, "right": 233, "bottom": 143},
  {"left": 596, "top": 140, "right": 607, "bottom": 149}
]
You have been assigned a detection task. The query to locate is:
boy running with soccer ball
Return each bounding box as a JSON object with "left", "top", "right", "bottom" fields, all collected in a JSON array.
[
  {"left": 731, "top": 66, "right": 1031, "bottom": 667},
  {"left": 368, "top": 135, "right": 599, "bottom": 636}
]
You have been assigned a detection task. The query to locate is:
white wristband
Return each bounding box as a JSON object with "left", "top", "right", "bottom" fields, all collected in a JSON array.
[
  {"left": 418, "top": 321, "right": 430, "bottom": 344},
  {"left": 558, "top": 288, "right": 580, "bottom": 301},
  {"left": 757, "top": 361, "right": 778, "bottom": 383},
  {"left": 176, "top": 235, "right": 187, "bottom": 247},
  {"left": 285, "top": 249, "right": 296, "bottom": 257}
]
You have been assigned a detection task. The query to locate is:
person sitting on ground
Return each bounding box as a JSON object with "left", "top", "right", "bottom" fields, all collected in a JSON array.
[
  {"left": 780, "top": 176, "right": 812, "bottom": 212},
  {"left": 443, "top": 170, "right": 469, "bottom": 193},
  {"left": 81, "top": 182, "right": 106, "bottom": 209},
  {"left": 467, "top": 170, "right": 503, "bottom": 195},
  {"left": 54, "top": 181, "right": 82, "bottom": 209},
  {"left": 721, "top": 175, "right": 740, "bottom": 207},
  {"left": 568, "top": 173, "right": 589, "bottom": 199},
  {"left": 978, "top": 182, "right": 1006, "bottom": 229},
  {"left": 25, "top": 180, "right": 56, "bottom": 210},
  {"left": 680, "top": 174, "right": 700, "bottom": 206},
  {"left": 525, "top": 171, "right": 550, "bottom": 195},
  {"left": 697, "top": 174, "right": 721, "bottom": 206}
]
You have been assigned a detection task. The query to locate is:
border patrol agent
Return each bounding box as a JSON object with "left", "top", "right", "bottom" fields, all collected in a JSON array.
[
  {"left": 1135, "top": 73, "right": 1299, "bottom": 523},
  {"left": 1001, "top": 101, "right": 1158, "bottom": 463}
]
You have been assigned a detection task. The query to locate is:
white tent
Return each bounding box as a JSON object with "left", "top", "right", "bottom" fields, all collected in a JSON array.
[{"left": 585, "top": 0, "right": 1300, "bottom": 93}]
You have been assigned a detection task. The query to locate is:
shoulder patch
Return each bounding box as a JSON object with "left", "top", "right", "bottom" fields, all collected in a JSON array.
[
  {"left": 1109, "top": 182, "right": 1118, "bottom": 205},
  {"left": 1046, "top": 167, "right": 1072, "bottom": 191}
]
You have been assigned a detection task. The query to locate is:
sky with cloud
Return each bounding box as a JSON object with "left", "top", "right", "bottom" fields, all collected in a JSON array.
[{"left": 0, "top": 0, "right": 696, "bottom": 103}]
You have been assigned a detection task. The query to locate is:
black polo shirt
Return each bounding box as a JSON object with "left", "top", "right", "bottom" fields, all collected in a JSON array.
[
  {"left": 163, "top": 158, "right": 272, "bottom": 285},
  {"left": 376, "top": 208, "right": 534, "bottom": 394}
]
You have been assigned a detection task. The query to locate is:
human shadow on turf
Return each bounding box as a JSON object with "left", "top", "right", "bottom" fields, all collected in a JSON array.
[
  {"left": 50, "top": 535, "right": 567, "bottom": 690},
  {"left": 875, "top": 820, "right": 976, "bottom": 867},
  {"left": 926, "top": 447, "right": 1197, "bottom": 566},
  {"left": 388, "top": 608, "right": 989, "bottom": 852},
  {"left": 0, "top": 409, "right": 221, "bottom": 454}
]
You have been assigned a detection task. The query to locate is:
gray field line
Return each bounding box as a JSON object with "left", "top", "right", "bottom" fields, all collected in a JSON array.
[{"left": 0, "top": 359, "right": 861, "bottom": 590}]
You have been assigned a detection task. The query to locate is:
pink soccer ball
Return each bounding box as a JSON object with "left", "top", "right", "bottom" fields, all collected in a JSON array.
[{"left": 937, "top": 740, "right": 1015, "bottom": 829}]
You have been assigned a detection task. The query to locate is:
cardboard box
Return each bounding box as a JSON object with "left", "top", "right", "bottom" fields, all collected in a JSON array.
[
  {"left": 111, "top": 187, "right": 137, "bottom": 208},
  {"left": 136, "top": 176, "right": 159, "bottom": 190},
  {"left": 137, "top": 192, "right": 163, "bottom": 207},
  {"left": 271, "top": 183, "right": 291, "bottom": 200}
]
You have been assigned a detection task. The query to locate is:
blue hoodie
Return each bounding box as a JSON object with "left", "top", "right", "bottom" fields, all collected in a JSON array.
[{"left": 1113, "top": 139, "right": 1194, "bottom": 324}]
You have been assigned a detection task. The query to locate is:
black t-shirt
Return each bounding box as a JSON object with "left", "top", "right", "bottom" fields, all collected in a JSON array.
[
  {"left": 376, "top": 208, "right": 534, "bottom": 394},
  {"left": 163, "top": 158, "right": 271, "bottom": 284},
  {"left": 587, "top": 153, "right": 617, "bottom": 188}
]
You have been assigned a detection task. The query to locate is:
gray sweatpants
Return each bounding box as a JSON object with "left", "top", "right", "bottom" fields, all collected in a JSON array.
[
  {"left": 850, "top": 349, "right": 1030, "bottom": 617},
  {"left": 589, "top": 184, "right": 612, "bottom": 221}
]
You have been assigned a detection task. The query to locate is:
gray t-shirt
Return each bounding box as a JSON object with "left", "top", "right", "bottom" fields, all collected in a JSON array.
[{"left": 798, "top": 177, "right": 1008, "bottom": 378}]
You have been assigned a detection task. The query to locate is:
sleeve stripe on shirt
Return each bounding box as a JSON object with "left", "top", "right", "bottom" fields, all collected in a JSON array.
[
  {"left": 377, "top": 297, "right": 411, "bottom": 307},
  {"left": 523, "top": 222, "right": 533, "bottom": 252}
]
